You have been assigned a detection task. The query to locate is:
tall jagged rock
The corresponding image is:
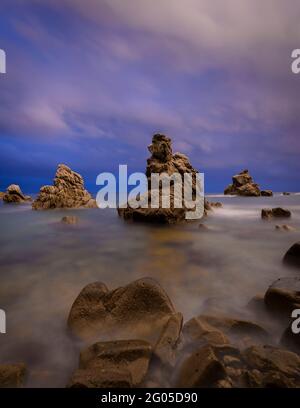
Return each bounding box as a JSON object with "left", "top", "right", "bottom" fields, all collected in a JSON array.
[
  {"left": 118, "top": 134, "right": 209, "bottom": 223},
  {"left": 32, "top": 164, "right": 96, "bottom": 210},
  {"left": 224, "top": 169, "right": 261, "bottom": 196}
]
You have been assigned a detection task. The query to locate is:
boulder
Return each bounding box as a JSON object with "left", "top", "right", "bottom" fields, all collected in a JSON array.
[
  {"left": 0, "top": 363, "right": 26, "bottom": 388},
  {"left": 32, "top": 164, "right": 96, "bottom": 210},
  {"left": 283, "top": 192, "right": 291, "bottom": 196},
  {"left": 283, "top": 242, "right": 300, "bottom": 267},
  {"left": 261, "top": 208, "right": 291, "bottom": 219},
  {"left": 118, "top": 134, "right": 209, "bottom": 224},
  {"left": 224, "top": 170, "right": 261, "bottom": 197},
  {"left": 261, "top": 190, "right": 273, "bottom": 197},
  {"left": 2, "top": 184, "right": 31, "bottom": 203},
  {"left": 68, "top": 278, "right": 176, "bottom": 343},
  {"left": 281, "top": 324, "right": 300, "bottom": 354},
  {"left": 154, "top": 312, "right": 183, "bottom": 367},
  {"left": 69, "top": 368, "right": 132, "bottom": 388},
  {"left": 61, "top": 216, "right": 79, "bottom": 225},
  {"left": 264, "top": 277, "right": 300, "bottom": 317},
  {"left": 69, "top": 339, "right": 152, "bottom": 388},
  {"left": 183, "top": 315, "right": 230, "bottom": 347}
]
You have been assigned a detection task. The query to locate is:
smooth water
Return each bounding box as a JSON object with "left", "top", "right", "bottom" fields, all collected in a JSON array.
[{"left": 0, "top": 194, "right": 300, "bottom": 387}]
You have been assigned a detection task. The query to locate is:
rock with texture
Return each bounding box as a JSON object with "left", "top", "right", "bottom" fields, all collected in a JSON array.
[
  {"left": 261, "top": 190, "right": 273, "bottom": 197},
  {"left": 262, "top": 207, "right": 291, "bottom": 219},
  {"left": 32, "top": 164, "right": 96, "bottom": 210},
  {"left": 2, "top": 184, "right": 31, "bottom": 203},
  {"left": 0, "top": 363, "right": 26, "bottom": 388},
  {"left": 264, "top": 278, "right": 300, "bottom": 316},
  {"left": 224, "top": 170, "right": 261, "bottom": 196}
]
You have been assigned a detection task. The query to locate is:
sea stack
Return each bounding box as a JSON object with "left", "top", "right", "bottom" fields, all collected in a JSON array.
[
  {"left": 224, "top": 169, "right": 265, "bottom": 197},
  {"left": 2, "top": 184, "right": 31, "bottom": 203},
  {"left": 118, "top": 134, "right": 210, "bottom": 224},
  {"left": 32, "top": 164, "right": 96, "bottom": 210}
]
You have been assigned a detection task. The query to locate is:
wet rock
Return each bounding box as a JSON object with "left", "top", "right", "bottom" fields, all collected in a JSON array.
[
  {"left": 2, "top": 184, "right": 31, "bottom": 203},
  {"left": 68, "top": 278, "right": 176, "bottom": 343},
  {"left": 61, "top": 216, "right": 79, "bottom": 225},
  {"left": 183, "top": 316, "right": 230, "bottom": 347},
  {"left": 70, "top": 340, "right": 152, "bottom": 386},
  {"left": 264, "top": 277, "right": 300, "bottom": 317},
  {"left": 261, "top": 190, "right": 273, "bottom": 197},
  {"left": 69, "top": 368, "right": 132, "bottom": 388},
  {"left": 0, "top": 363, "right": 27, "bottom": 388},
  {"left": 118, "top": 134, "right": 208, "bottom": 224},
  {"left": 261, "top": 207, "right": 291, "bottom": 219},
  {"left": 283, "top": 242, "right": 300, "bottom": 267},
  {"left": 224, "top": 170, "right": 261, "bottom": 197},
  {"left": 275, "top": 225, "right": 296, "bottom": 232},
  {"left": 243, "top": 345, "right": 300, "bottom": 387},
  {"left": 154, "top": 312, "right": 183, "bottom": 367},
  {"left": 32, "top": 164, "right": 96, "bottom": 210}
]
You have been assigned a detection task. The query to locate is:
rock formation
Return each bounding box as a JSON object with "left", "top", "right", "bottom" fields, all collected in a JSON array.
[
  {"left": 224, "top": 169, "right": 272, "bottom": 197},
  {"left": 32, "top": 164, "right": 96, "bottom": 210},
  {"left": 283, "top": 242, "right": 300, "bottom": 267},
  {"left": 261, "top": 190, "right": 273, "bottom": 197},
  {"left": 261, "top": 207, "right": 291, "bottom": 219},
  {"left": 118, "top": 134, "right": 210, "bottom": 224},
  {"left": 2, "top": 184, "right": 31, "bottom": 203},
  {"left": 0, "top": 363, "right": 26, "bottom": 388},
  {"left": 0, "top": 192, "right": 4, "bottom": 200}
]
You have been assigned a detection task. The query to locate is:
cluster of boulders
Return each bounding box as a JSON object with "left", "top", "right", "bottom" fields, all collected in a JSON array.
[
  {"left": 0, "top": 184, "right": 31, "bottom": 203},
  {"left": 118, "top": 134, "right": 211, "bottom": 224},
  {"left": 63, "top": 269, "right": 300, "bottom": 388},
  {"left": 32, "top": 164, "right": 96, "bottom": 210},
  {"left": 224, "top": 169, "right": 272, "bottom": 197}
]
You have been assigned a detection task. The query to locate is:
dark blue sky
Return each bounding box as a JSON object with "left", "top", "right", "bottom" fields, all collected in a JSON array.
[{"left": 0, "top": 0, "right": 300, "bottom": 194}]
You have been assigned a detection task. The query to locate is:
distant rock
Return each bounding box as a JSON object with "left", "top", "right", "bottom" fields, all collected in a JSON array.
[
  {"left": 69, "top": 340, "right": 152, "bottom": 388},
  {"left": 0, "top": 192, "right": 4, "bottom": 200},
  {"left": 2, "top": 184, "right": 31, "bottom": 203},
  {"left": 32, "top": 164, "right": 96, "bottom": 210},
  {"left": 275, "top": 224, "right": 295, "bottom": 232},
  {"left": 261, "top": 207, "right": 291, "bottom": 219},
  {"left": 224, "top": 169, "right": 261, "bottom": 196},
  {"left": 283, "top": 242, "right": 300, "bottom": 267},
  {"left": 283, "top": 192, "right": 291, "bottom": 196},
  {"left": 0, "top": 363, "right": 26, "bottom": 388},
  {"left": 68, "top": 278, "right": 176, "bottom": 343},
  {"left": 264, "top": 277, "right": 300, "bottom": 317},
  {"left": 61, "top": 216, "right": 79, "bottom": 225},
  {"left": 209, "top": 201, "right": 223, "bottom": 208},
  {"left": 118, "top": 134, "right": 209, "bottom": 224},
  {"left": 261, "top": 190, "right": 273, "bottom": 197}
]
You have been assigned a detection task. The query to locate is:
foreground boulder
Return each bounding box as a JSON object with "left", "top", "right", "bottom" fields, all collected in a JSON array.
[
  {"left": 264, "top": 277, "right": 300, "bottom": 317},
  {"left": 2, "top": 185, "right": 31, "bottom": 203},
  {"left": 283, "top": 242, "right": 300, "bottom": 267},
  {"left": 32, "top": 164, "right": 96, "bottom": 210},
  {"left": 69, "top": 340, "right": 152, "bottom": 388},
  {"left": 262, "top": 207, "right": 291, "bottom": 219},
  {"left": 0, "top": 363, "right": 26, "bottom": 388},
  {"left": 118, "top": 134, "right": 209, "bottom": 224},
  {"left": 68, "top": 278, "right": 176, "bottom": 343},
  {"left": 224, "top": 170, "right": 261, "bottom": 196}
]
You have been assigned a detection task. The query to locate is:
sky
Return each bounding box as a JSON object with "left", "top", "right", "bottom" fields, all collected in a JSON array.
[{"left": 0, "top": 0, "right": 300, "bottom": 193}]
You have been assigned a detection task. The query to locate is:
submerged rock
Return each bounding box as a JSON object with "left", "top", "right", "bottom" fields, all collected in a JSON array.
[
  {"left": 283, "top": 242, "right": 300, "bottom": 267},
  {"left": 209, "top": 201, "right": 223, "bottom": 208},
  {"left": 68, "top": 278, "right": 176, "bottom": 343},
  {"left": 261, "top": 190, "right": 273, "bottom": 197},
  {"left": 0, "top": 363, "right": 26, "bottom": 388},
  {"left": 224, "top": 169, "right": 261, "bottom": 197},
  {"left": 261, "top": 207, "right": 291, "bottom": 219},
  {"left": 32, "top": 164, "right": 96, "bottom": 210},
  {"left": 118, "top": 134, "right": 209, "bottom": 224},
  {"left": 61, "top": 216, "right": 79, "bottom": 225},
  {"left": 69, "top": 339, "right": 152, "bottom": 388},
  {"left": 275, "top": 224, "right": 295, "bottom": 232},
  {"left": 2, "top": 184, "right": 31, "bottom": 203},
  {"left": 283, "top": 192, "right": 291, "bottom": 196}
]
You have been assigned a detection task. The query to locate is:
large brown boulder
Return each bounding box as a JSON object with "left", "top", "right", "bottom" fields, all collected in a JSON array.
[
  {"left": 67, "top": 278, "right": 176, "bottom": 343},
  {"left": 2, "top": 184, "right": 31, "bottom": 203},
  {"left": 32, "top": 164, "right": 96, "bottom": 210},
  {"left": 261, "top": 207, "right": 291, "bottom": 219},
  {"left": 283, "top": 242, "right": 300, "bottom": 267},
  {"left": 118, "top": 134, "right": 209, "bottom": 224},
  {"left": 0, "top": 363, "right": 26, "bottom": 388},
  {"left": 69, "top": 339, "right": 152, "bottom": 388},
  {"left": 264, "top": 277, "right": 300, "bottom": 317},
  {"left": 224, "top": 169, "right": 261, "bottom": 196}
]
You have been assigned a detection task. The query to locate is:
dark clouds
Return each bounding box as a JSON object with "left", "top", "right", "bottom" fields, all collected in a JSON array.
[{"left": 0, "top": 0, "right": 299, "bottom": 192}]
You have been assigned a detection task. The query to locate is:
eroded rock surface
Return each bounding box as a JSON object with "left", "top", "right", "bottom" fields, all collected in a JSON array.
[
  {"left": 2, "top": 184, "right": 31, "bottom": 203},
  {"left": 224, "top": 170, "right": 261, "bottom": 197},
  {"left": 32, "top": 164, "right": 96, "bottom": 210},
  {"left": 0, "top": 363, "right": 26, "bottom": 388}
]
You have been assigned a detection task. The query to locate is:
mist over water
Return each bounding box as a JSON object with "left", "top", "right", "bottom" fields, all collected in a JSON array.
[{"left": 0, "top": 194, "right": 300, "bottom": 387}]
